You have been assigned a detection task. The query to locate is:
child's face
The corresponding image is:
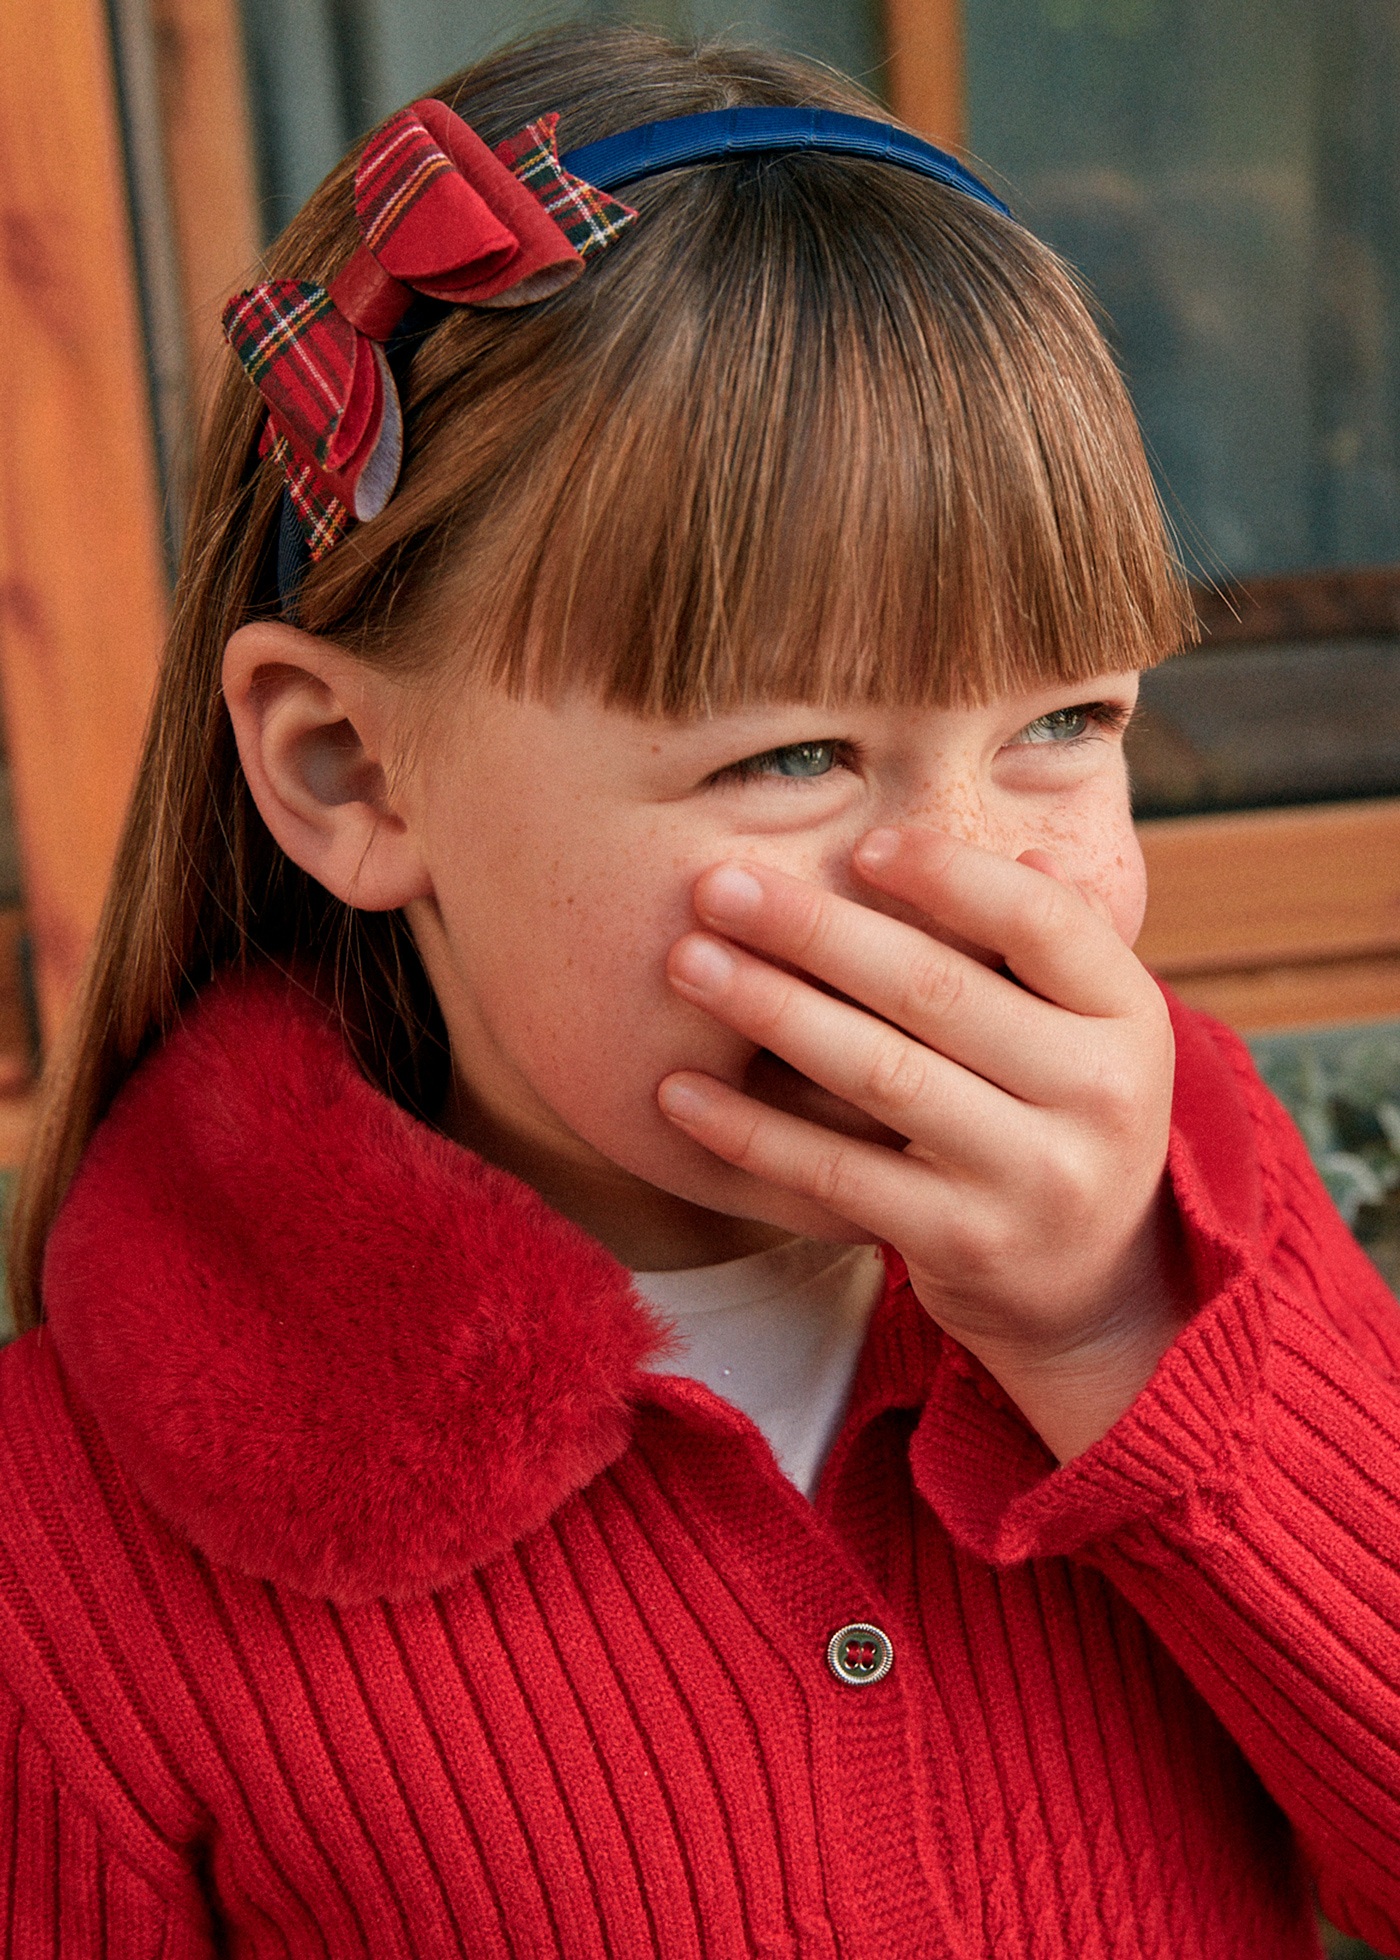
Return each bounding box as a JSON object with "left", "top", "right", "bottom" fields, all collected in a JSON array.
[{"left": 401, "top": 670, "right": 1146, "bottom": 1257}]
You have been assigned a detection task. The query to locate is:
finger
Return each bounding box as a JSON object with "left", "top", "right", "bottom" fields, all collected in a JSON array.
[
  {"left": 657, "top": 1067, "right": 967, "bottom": 1250},
  {"left": 689, "top": 860, "right": 1100, "bottom": 1104},
  {"left": 853, "top": 827, "right": 1150, "bottom": 1018},
  {"left": 1017, "top": 846, "right": 1071, "bottom": 885},
  {"left": 667, "top": 929, "right": 1037, "bottom": 1172},
  {"left": 1017, "top": 846, "right": 1117, "bottom": 930}
]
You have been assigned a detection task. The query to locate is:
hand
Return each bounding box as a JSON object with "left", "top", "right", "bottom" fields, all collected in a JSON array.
[{"left": 658, "top": 826, "right": 1189, "bottom": 1461}]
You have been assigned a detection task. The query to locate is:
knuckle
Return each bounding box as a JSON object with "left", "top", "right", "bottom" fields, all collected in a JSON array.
[
  {"left": 1100, "top": 1071, "right": 1141, "bottom": 1127},
  {"left": 1019, "top": 879, "right": 1070, "bottom": 947},
  {"left": 750, "top": 983, "right": 804, "bottom": 1051},
  {"left": 1027, "top": 900, "right": 1066, "bottom": 951},
  {"left": 864, "top": 1038, "right": 931, "bottom": 1116},
  {"left": 728, "top": 1109, "right": 772, "bottom": 1175},
  {"left": 1080, "top": 1043, "right": 1145, "bottom": 1126},
  {"left": 902, "top": 950, "right": 969, "bottom": 1026},
  {"left": 1081, "top": 1047, "right": 1128, "bottom": 1102},
  {"left": 1041, "top": 1148, "right": 1098, "bottom": 1221},
  {"left": 805, "top": 1146, "right": 853, "bottom": 1212}
]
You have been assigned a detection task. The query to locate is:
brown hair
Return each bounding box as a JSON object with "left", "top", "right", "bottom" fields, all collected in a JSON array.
[{"left": 8, "top": 23, "right": 1193, "bottom": 1330}]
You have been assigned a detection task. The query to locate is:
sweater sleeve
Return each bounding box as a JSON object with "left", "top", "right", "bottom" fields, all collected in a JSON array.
[
  {"left": 0, "top": 1677, "right": 214, "bottom": 1960},
  {"left": 908, "top": 1006, "right": 1400, "bottom": 1954}
]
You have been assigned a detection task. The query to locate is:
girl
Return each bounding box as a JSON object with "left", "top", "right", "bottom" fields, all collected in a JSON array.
[{"left": 1, "top": 22, "right": 1398, "bottom": 1957}]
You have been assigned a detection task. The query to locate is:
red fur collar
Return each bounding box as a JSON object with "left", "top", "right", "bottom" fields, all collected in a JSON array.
[{"left": 42, "top": 970, "right": 664, "bottom": 1603}]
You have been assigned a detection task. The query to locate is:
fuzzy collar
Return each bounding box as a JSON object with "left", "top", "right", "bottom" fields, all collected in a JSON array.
[
  {"left": 39, "top": 968, "right": 1265, "bottom": 1607},
  {"left": 42, "top": 969, "right": 666, "bottom": 1603}
]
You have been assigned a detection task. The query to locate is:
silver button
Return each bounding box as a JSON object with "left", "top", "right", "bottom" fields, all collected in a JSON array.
[{"left": 827, "top": 1622, "right": 893, "bottom": 1686}]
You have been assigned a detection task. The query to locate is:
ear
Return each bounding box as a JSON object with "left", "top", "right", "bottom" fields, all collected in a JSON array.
[{"left": 222, "top": 620, "right": 433, "bottom": 911}]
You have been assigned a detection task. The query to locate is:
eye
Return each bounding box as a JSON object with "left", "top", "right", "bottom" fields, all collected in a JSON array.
[
  {"left": 712, "top": 739, "right": 856, "bottom": 785},
  {"left": 1007, "top": 702, "right": 1130, "bottom": 747}
]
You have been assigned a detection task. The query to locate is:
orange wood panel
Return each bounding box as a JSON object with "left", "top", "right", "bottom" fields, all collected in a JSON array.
[
  {"left": 884, "top": 0, "right": 966, "bottom": 150},
  {"left": 0, "top": 0, "right": 165, "bottom": 1041},
  {"left": 1167, "top": 954, "right": 1400, "bottom": 1032},
  {"left": 154, "top": 0, "right": 261, "bottom": 421},
  {"left": 0, "top": 1096, "right": 35, "bottom": 1176},
  {"left": 1136, "top": 800, "right": 1400, "bottom": 978}
]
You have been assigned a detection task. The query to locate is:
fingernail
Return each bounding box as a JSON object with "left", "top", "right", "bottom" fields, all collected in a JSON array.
[
  {"left": 658, "top": 1077, "right": 711, "bottom": 1121},
  {"left": 855, "top": 828, "right": 900, "bottom": 869},
  {"left": 698, "top": 864, "right": 763, "bottom": 920},
  {"left": 670, "top": 936, "right": 736, "bottom": 992}
]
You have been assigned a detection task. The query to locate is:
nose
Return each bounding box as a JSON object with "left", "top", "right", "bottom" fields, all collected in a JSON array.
[
  {"left": 893, "top": 769, "right": 1001, "bottom": 851},
  {"left": 831, "top": 787, "right": 1009, "bottom": 965}
]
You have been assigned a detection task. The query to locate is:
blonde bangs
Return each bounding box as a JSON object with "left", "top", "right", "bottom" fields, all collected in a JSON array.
[{"left": 307, "top": 153, "right": 1194, "bottom": 714}]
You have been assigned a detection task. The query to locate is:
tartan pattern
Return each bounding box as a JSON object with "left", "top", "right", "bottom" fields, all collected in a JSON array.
[
  {"left": 268, "top": 432, "right": 353, "bottom": 560},
  {"left": 223, "top": 281, "right": 358, "bottom": 472},
  {"left": 496, "top": 115, "right": 638, "bottom": 260},
  {"left": 225, "top": 108, "right": 634, "bottom": 572},
  {"left": 224, "top": 281, "right": 336, "bottom": 401},
  {"left": 355, "top": 110, "right": 456, "bottom": 255}
]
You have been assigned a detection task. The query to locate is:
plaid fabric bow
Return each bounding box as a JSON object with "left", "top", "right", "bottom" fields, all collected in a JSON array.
[{"left": 224, "top": 102, "right": 636, "bottom": 559}]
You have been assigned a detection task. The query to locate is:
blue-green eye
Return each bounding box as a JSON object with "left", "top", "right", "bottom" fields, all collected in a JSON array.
[
  {"left": 1010, "top": 703, "right": 1130, "bottom": 746},
  {"left": 766, "top": 741, "right": 839, "bottom": 777},
  {"left": 1014, "top": 708, "right": 1094, "bottom": 745},
  {"left": 721, "top": 740, "right": 846, "bottom": 783}
]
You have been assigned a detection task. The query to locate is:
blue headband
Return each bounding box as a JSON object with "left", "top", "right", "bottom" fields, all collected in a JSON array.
[
  {"left": 274, "top": 107, "right": 1009, "bottom": 608},
  {"left": 562, "top": 107, "right": 1009, "bottom": 218}
]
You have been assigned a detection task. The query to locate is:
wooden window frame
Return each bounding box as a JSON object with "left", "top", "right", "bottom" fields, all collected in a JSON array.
[{"left": 1132, "top": 569, "right": 1400, "bottom": 1029}]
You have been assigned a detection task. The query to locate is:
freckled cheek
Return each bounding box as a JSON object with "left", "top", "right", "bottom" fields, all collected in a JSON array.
[
  {"left": 478, "top": 862, "right": 757, "bottom": 1093},
  {"left": 1108, "top": 841, "right": 1149, "bottom": 946},
  {"left": 516, "top": 828, "right": 862, "bottom": 1091},
  {"left": 1025, "top": 780, "right": 1146, "bottom": 945},
  {"left": 1067, "top": 822, "right": 1148, "bottom": 945}
]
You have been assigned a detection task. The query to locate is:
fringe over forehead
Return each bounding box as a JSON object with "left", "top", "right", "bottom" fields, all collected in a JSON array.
[{"left": 297, "top": 110, "right": 1192, "bottom": 714}]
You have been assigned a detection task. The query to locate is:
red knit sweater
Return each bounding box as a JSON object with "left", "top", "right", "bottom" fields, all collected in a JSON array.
[{"left": 2, "top": 970, "right": 1399, "bottom": 1957}]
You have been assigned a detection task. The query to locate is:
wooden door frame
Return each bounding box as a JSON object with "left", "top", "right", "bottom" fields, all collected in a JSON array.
[
  {"left": 0, "top": 0, "right": 258, "bottom": 1167},
  {"left": 0, "top": 0, "right": 169, "bottom": 1048},
  {"left": 885, "top": 0, "right": 966, "bottom": 149}
]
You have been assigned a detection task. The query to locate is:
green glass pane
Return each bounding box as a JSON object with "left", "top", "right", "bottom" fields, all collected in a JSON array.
[{"left": 965, "top": 0, "right": 1400, "bottom": 578}]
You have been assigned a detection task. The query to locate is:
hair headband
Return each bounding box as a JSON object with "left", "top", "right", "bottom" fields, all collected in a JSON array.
[
  {"left": 563, "top": 107, "right": 1009, "bottom": 213},
  {"left": 223, "top": 103, "right": 1008, "bottom": 608}
]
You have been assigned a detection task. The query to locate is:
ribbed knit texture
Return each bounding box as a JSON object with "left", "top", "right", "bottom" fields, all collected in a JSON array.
[{"left": 1, "top": 974, "right": 1397, "bottom": 1956}]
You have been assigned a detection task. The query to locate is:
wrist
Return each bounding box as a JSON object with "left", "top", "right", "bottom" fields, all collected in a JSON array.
[
  {"left": 921, "top": 1189, "right": 1193, "bottom": 1462},
  {"left": 968, "top": 1297, "right": 1188, "bottom": 1463}
]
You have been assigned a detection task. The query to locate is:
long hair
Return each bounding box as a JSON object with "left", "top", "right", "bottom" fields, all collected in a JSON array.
[{"left": 8, "top": 24, "right": 1192, "bottom": 1330}]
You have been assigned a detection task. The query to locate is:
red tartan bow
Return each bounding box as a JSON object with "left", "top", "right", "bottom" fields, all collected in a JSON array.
[{"left": 223, "top": 103, "right": 636, "bottom": 551}]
